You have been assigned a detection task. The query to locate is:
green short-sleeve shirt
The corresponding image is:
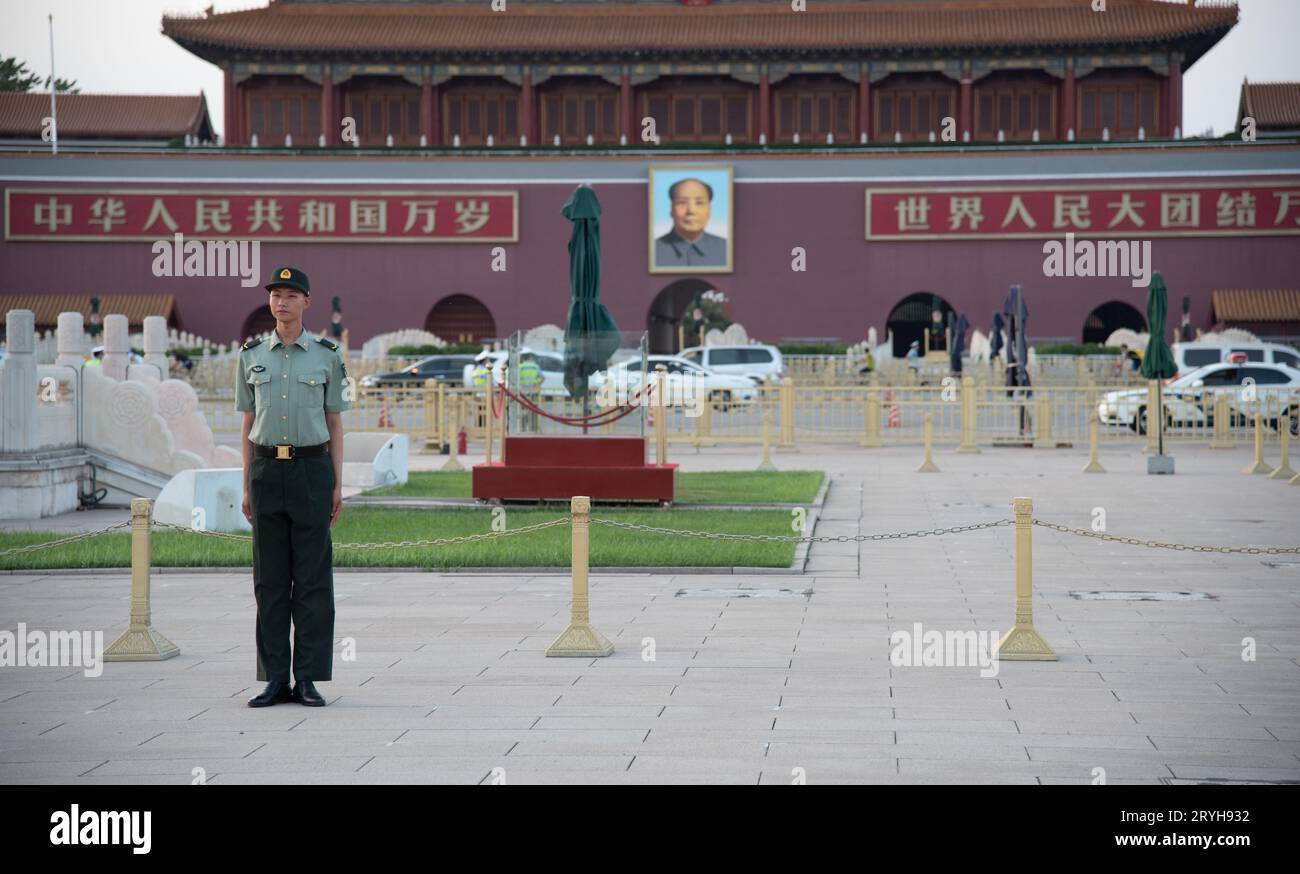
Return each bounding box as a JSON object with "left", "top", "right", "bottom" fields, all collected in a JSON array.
[{"left": 235, "top": 328, "right": 351, "bottom": 447}]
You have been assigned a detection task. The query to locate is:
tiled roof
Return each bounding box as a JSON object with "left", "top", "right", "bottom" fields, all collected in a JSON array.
[
  {"left": 0, "top": 295, "right": 177, "bottom": 329},
  {"left": 162, "top": 0, "right": 1240, "bottom": 57},
  {"left": 0, "top": 93, "right": 212, "bottom": 140},
  {"left": 1239, "top": 81, "right": 1300, "bottom": 130},
  {"left": 1211, "top": 289, "right": 1300, "bottom": 323}
]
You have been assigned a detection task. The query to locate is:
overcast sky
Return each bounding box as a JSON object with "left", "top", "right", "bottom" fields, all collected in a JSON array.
[{"left": 1, "top": 0, "right": 1297, "bottom": 138}]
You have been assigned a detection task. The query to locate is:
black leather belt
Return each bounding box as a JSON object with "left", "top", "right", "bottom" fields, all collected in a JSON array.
[{"left": 254, "top": 443, "right": 328, "bottom": 460}]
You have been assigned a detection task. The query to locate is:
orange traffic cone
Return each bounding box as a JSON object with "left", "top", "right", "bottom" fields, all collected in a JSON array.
[{"left": 886, "top": 390, "right": 901, "bottom": 429}]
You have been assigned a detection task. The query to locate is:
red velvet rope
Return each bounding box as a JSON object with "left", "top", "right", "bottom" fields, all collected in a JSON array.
[
  {"left": 500, "top": 381, "right": 656, "bottom": 427},
  {"left": 490, "top": 380, "right": 506, "bottom": 418}
]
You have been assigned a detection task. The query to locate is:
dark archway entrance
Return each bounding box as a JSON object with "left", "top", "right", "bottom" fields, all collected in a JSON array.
[
  {"left": 647, "top": 278, "right": 718, "bottom": 354},
  {"left": 241, "top": 305, "right": 276, "bottom": 341},
  {"left": 425, "top": 294, "right": 496, "bottom": 344},
  {"left": 886, "top": 292, "right": 954, "bottom": 358},
  {"left": 1082, "top": 301, "right": 1146, "bottom": 345}
]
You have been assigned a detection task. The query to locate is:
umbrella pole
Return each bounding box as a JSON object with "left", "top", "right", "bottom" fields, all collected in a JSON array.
[{"left": 583, "top": 393, "right": 589, "bottom": 435}]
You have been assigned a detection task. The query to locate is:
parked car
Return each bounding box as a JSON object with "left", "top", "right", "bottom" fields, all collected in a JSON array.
[
  {"left": 591, "top": 355, "right": 759, "bottom": 407},
  {"left": 461, "top": 348, "right": 566, "bottom": 395},
  {"left": 1172, "top": 340, "right": 1300, "bottom": 375},
  {"left": 1098, "top": 362, "right": 1300, "bottom": 434},
  {"left": 679, "top": 344, "right": 784, "bottom": 383},
  {"left": 359, "top": 354, "right": 476, "bottom": 388}
]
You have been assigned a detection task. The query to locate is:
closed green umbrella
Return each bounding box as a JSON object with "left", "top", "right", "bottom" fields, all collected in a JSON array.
[
  {"left": 560, "top": 185, "right": 620, "bottom": 409},
  {"left": 1141, "top": 272, "right": 1178, "bottom": 459}
]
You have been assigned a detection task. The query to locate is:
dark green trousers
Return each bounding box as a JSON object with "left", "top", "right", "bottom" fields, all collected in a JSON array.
[{"left": 249, "top": 453, "right": 336, "bottom": 684}]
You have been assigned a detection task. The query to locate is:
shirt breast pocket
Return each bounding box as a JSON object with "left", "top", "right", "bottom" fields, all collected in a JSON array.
[
  {"left": 248, "top": 372, "right": 272, "bottom": 405},
  {"left": 297, "top": 371, "right": 326, "bottom": 408}
]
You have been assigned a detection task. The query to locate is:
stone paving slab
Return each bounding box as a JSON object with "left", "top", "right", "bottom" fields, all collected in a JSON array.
[{"left": 2, "top": 444, "right": 1297, "bottom": 784}]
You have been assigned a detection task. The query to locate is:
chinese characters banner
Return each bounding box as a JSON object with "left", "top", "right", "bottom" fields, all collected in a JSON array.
[
  {"left": 866, "top": 182, "right": 1300, "bottom": 240},
  {"left": 4, "top": 188, "right": 518, "bottom": 242}
]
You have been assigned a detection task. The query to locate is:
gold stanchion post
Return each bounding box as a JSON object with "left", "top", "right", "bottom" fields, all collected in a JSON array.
[
  {"left": 861, "top": 392, "right": 882, "bottom": 448},
  {"left": 957, "top": 375, "right": 980, "bottom": 454},
  {"left": 757, "top": 407, "right": 777, "bottom": 471},
  {"left": 1243, "top": 413, "right": 1272, "bottom": 474},
  {"left": 1033, "top": 394, "right": 1053, "bottom": 449},
  {"left": 1082, "top": 418, "right": 1105, "bottom": 473},
  {"left": 917, "top": 412, "right": 940, "bottom": 472},
  {"left": 104, "top": 499, "right": 179, "bottom": 662},
  {"left": 655, "top": 365, "right": 667, "bottom": 466},
  {"left": 546, "top": 496, "right": 614, "bottom": 658},
  {"left": 1268, "top": 414, "right": 1296, "bottom": 480},
  {"left": 778, "top": 378, "right": 798, "bottom": 452},
  {"left": 993, "top": 497, "right": 1056, "bottom": 661},
  {"left": 484, "top": 376, "right": 494, "bottom": 466},
  {"left": 1209, "top": 393, "right": 1234, "bottom": 449},
  {"left": 443, "top": 394, "right": 464, "bottom": 472}
]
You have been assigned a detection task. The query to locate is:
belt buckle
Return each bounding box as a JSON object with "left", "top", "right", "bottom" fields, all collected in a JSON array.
[{"left": 275, "top": 444, "right": 292, "bottom": 460}]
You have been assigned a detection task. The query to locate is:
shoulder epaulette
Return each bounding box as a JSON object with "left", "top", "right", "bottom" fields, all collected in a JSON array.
[
  {"left": 316, "top": 337, "right": 339, "bottom": 351},
  {"left": 241, "top": 338, "right": 262, "bottom": 351}
]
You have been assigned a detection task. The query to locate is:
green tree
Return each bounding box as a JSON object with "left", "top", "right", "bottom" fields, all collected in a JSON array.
[{"left": 0, "top": 56, "right": 78, "bottom": 92}]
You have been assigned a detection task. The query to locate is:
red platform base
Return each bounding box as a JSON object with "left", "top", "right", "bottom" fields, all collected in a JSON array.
[{"left": 473, "top": 436, "right": 675, "bottom": 502}]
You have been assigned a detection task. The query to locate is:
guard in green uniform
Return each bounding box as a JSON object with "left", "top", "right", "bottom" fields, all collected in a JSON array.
[{"left": 236, "top": 266, "right": 351, "bottom": 708}]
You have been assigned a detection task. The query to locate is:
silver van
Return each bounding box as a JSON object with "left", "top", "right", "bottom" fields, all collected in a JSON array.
[{"left": 679, "top": 344, "right": 784, "bottom": 383}]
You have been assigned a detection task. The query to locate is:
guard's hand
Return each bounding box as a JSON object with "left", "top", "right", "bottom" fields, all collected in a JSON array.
[
  {"left": 242, "top": 492, "right": 252, "bottom": 524},
  {"left": 330, "top": 485, "right": 343, "bottom": 528}
]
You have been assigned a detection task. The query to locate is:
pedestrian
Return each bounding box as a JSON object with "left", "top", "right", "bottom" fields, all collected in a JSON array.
[
  {"left": 236, "top": 266, "right": 351, "bottom": 708},
  {"left": 906, "top": 340, "right": 921, "bottom": 372}
]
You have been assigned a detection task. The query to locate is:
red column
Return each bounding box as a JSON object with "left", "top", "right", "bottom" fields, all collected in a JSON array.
[
  {"left": 321, "top": 69, "right": 335, "bottom": 144},
  {"left": 857, "top": 75, "right": 872, "bottom": 142},
  {"left": 1168, "top": 56, "right": 1182, "bottom": 137},
  {"left": 1060, "top": 65, "right": 1075, "bottom": 140},
  {"left": 233, "top": 81, "right": 245, "bottom": 146},
  {"left": 621, "top": 73, "right": 633, "bottom": 143},
  {"left": 430, "top": 83, "right": 441, "bottom": 145},
  {"left": 959, "top": 76, "right": 972, "bottom": 141},
  {"left": 223, "top": 67, "right": 237, "bottom": 146},
  {"left": 421, "top": 75, "right": 433, "bottom": 145},
  {"left": 758, "top": 71, "right": 771, "bottom": 142},
  {"left": 520, "top": 71, "right": 535, "bottom": 144},
  {"left": 1160, "top": 72, "right": 1171, "bottom": 137}
]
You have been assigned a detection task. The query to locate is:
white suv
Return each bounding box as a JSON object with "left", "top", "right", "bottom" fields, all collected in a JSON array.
[
  {"left": 1173, "top": 341, "right": 1300, "bottom": 375},
  {"left": 679, "top": 344, "right": 784, "bottom": 384},
  {"left": 1098, "top": 362, "right": 1300, "bottom": 434}
]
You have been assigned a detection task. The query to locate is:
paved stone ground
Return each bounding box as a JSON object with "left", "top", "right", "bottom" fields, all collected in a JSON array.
[{"left": 2, "top": 442, "right": 1298, "bottom": 784}]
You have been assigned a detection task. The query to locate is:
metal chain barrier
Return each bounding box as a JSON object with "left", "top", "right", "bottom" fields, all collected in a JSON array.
[
  {"left": 149, "top": 516, "right": 569, "bottom": 550},
  {"left": 1032, "top": 519, "right": 1300, "bottom": 555},
  {"left": 590, "top": 517, "right": 1014, "bottom": 543},
  {"left": 0, "top": 520, "right": 132, "bottom": 558},
  {"left": 8, "top": 513, "right": 1296, "bottom": 561}
]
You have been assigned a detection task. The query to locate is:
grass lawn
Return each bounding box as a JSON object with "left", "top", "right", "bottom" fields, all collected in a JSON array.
[
  {"left": 0, "top": 507, "right": 798, "bottom": 571},
  {"left": 367, "top": 469, "right": 824, "bottom": 504}
]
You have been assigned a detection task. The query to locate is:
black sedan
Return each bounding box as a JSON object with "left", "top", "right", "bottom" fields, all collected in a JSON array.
[{"left": 359, "top": 355, "right": 476, "bottom": 389}]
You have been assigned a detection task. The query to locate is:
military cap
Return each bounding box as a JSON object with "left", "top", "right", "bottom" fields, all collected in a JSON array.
[{"left": 265, "top": 266, "right": 311, "bottom": 295}]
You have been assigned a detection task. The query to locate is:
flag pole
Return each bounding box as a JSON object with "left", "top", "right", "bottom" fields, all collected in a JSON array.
[{"left": 48, "top": 14, "right": 58, "bottom": 155}]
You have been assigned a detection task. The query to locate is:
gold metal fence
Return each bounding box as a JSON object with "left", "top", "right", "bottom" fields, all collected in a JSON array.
[{"left": 196, "top": 379, "right": 1299, "bottom": 452}]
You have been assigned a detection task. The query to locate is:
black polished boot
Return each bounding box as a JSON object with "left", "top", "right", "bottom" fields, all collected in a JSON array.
[
  {"left": 247, "top": 679, "right": 293, "bottom": 708},
  {"left": 292, "top": 679, "right": 326, "bottom": 707}
]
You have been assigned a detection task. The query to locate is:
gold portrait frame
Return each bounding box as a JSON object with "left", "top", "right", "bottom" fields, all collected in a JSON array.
[{"left": 648, "top": 165, "right": 734, "bottom": 274}]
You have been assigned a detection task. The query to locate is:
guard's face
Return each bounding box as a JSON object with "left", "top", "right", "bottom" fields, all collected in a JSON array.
[
  {"left": 670, "top": 180, "right": 711, "bottom": 238},
  {"left": 269, "top": 288, "right": 309, "bottom": 322}
]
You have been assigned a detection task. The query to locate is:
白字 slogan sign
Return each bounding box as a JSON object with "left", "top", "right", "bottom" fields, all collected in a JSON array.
[
  {"left": 865, "top": 182, "right": 1300, "bottom": 240},
  {"left": 4, "top": 188, "right": 519, "bottom": 242}
]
